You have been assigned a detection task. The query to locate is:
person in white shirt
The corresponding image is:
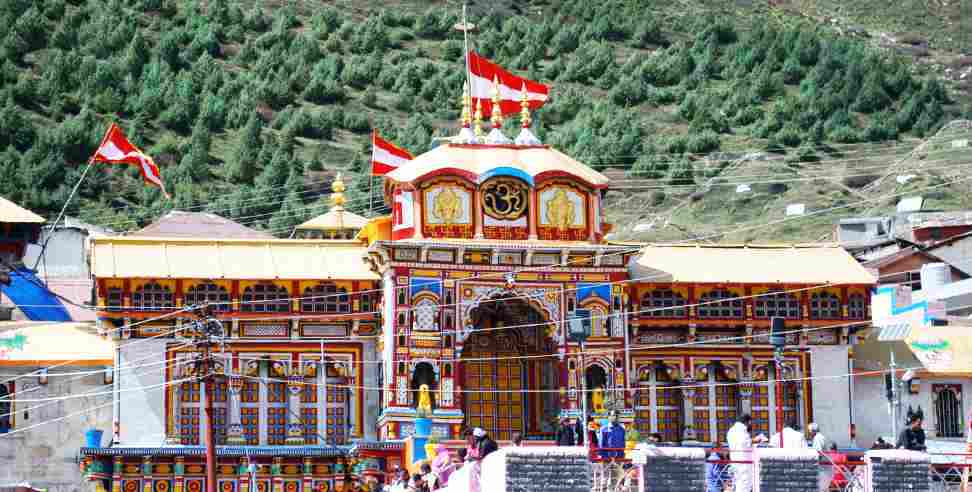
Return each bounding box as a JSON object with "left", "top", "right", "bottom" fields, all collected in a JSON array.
[
  {"left": 809, "top": 422, "right": 827, "bottom": 452},
  {"left": 770, "top": 419, "right": 809, "bottom": 449},
  {"left": 727, "top": 414, "right": 766, "bottom": 492}
]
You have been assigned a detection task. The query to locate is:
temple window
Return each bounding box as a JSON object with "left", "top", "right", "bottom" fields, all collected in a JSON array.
[
  {"left": 754, "top": 290, "right": 800, "bottom": 319},
  {"left": 132, "top": 282, "right": 174, "bottom": 311},
  {"left": 697, "top": 289, "right": 744, "bottom": 318},
  {"left": 848, "top": 293, "right": 866, "bottom": 319},
  {"left": 635, "top": 365, "right": 682, "bottom": 443},
  {"left": 241, "top": 283, "right": 290, "bottom": 313},
  {"left": 641, "top": 289, "right": 687, "bottom": 317},
  {"left": 184, "top": 283, "right": 230, "bottom": 312},
  {"left": 589, "top": 305, "right": 609, "bottom": 337},
  {"left": 301, "top": 283, "right": 350, "bottom": 313},
  {"left": 300, "top": 376, "right": 319, "bottom": 444},
  {"left": 810, "top": 292, "right": 841, "bottom": 319},
  {"left": 933, "top": 384, "right": 963, "bottom": 438},
  {"left": 178, "top": 377, "right": 228, "bottom": 445},
  {"left": 693, "top": 364, "right": 739, "bottom": 443},
  {"left": 360, "top": 292, "right": 373, "bottom": 313},
  {"left": 106, "top": 287, "right": 124, "bottom": 311}
]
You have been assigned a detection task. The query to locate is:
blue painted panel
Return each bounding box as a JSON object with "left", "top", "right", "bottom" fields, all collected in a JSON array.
[
  {"left": 477, "top": 166, "right": 534, "bottom": 187},
  {"left": 576, "top": 283, "right": 611, "bottom": 304},
  {"left": 410, "top": 277, "right": 442, "bottom": 298}
]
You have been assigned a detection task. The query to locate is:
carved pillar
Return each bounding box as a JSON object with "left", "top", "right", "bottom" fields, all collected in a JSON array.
[
  {"left": 301, "top": 458, "right": 313, "bottom": 492},
  {"left": 227, "top": 376, "right": 245, "bottom": 445},
  {"left": 528, "top": 191, "right": 538, "bottom": 240},
  {"left": 271, "top": 458, "right": 283, "bottom": 492},
  {"left": 141, "top": 457, "right": 153, "bottom": 492},
  {"left": 173, "top": 457, "right": 185, "bottom": 492},
  {"left": 238, "top": 457, "right": 250, "bottom": 492},
  {"left": 681, "top": 379, "right": 697, "bottom": 442},
  {"left": 111, "top": 457, "right": 122, "bottom": 492},
  {"left": 473, "top": 188, "right": 484, "bottom": 239},
  {"left": 286, "top": 376, "right": 305, "bottom": 445},
  {"left": 166, "top": 382, "right": 182, "bottom": 445}
]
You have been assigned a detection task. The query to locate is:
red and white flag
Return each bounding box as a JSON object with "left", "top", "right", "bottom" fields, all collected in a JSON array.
[
  {"left": 468, "top": 51, "right": 550, "bottom": 116},
  {"left": 372, "top": 131, "right": 413, "bottom": 176},
  {"left": 92, "top": 123, "right": 170, "bottom": 198}
]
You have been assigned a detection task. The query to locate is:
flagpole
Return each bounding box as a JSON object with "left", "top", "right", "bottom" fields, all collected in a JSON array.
[
  {"left": 31, "top": 122, "right": 114, "bottom": 272},
  {"left": 31, "top": 157, "right": 95, "bottom": 272}
]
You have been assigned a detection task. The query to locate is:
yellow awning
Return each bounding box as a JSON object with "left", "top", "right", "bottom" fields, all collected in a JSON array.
[
  {"left": 92, "top": 237, "right": 377, "bottom": 280},
  {"left": 632, "top": 244, "right": 876, "bottom": 284},
  {"left": 0, "top": 322, "right": 111, "bottom": 366}
]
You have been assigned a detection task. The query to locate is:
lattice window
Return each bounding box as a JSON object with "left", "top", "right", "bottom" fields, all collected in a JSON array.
[
  {"left": 693, "top": 367, "right": 738, "bottom": 444},
  {"left": 211, "top": 377, "right": 228, "bottom": 445},
  {"left": 697, "top": 289, "right": 744, "bottom": 319},
  {"left": 240, "top": 380, "right": 260, "bottom": 445},
  {"left": 810, "top": 292, "right": 841, "bottom": 319},
  {"left": 267, "top": 380, "right": 287, "bottom": 444},
  {"left": 934, "top": 384, "right": 963, "bottom": 438},
  {"left": 326, "top": 381, "right": 349, "bottom": 445},
  {"left": 360, "top": 293, "right": 373, "bottom": 313},
  {"left": 751, "top": 367, "right": 800, "bottom": 439},
  {"left": 184, "top": 283, "right": 230, "bottom": 312},
  {"left": 242, "top": 284, "right": 290, "bottom": 313},
  {"left": 413, "top": 298, "right": 439, "bottom": 331},
  {"left": 634, "top": 366, "right": 683, "bottom": 443},
  {"left": 132, "top": 282, "right": 174, "bottom": 311},
  {"left": 301, "top": 283, "right": 350, "bottom": 313},
  {"left": 106, "top": 288, "right": 124, "bottom": 311},
  {"left": 301, "top": 379, "right": 318, "bottom": 444},
  {"left": 179, "top": 381, "right": 201, "bottom": 445},
  {"left": 848, "top": 294, "right": 866, "bottom": 319},
  {"left": 589, "top": 305, "right": 609, "bottom": 337},
  {"left": 641, "top": 289, "right": 687, "bottom": 317},
  {"left": 463, "top": 358, "right": 524, "bottom": 442},
  {"left": 754, "top": 290, "right": 800, "bottom": 319}
]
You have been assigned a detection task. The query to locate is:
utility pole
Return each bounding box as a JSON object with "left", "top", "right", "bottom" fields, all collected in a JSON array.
[
  {"left": 770, "top": 317, "right": 786, "bottom": 448},
  {"left": 191, "top": 305, "right": 224, "bottom": 492}
]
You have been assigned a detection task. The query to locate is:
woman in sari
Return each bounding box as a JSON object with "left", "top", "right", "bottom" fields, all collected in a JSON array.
[{"left": 430, "top": 443, "right": 454, "bottom": 489}]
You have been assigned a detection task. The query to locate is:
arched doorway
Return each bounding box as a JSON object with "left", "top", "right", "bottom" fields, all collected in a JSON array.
[{"left": 462, "top": 294, "right": 560, "bottom": 440}]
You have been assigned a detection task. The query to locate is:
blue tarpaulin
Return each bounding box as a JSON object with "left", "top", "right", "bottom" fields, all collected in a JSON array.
[{"left": 0, "top": 268, "right": 71, "bottom": 321}]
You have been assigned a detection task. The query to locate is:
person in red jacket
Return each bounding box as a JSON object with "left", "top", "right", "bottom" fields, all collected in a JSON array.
[{"left": 824, "top": 444, "right": 848, "bottom": 490}]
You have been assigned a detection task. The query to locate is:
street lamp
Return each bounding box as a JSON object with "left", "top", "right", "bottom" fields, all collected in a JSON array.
[{"left": 770, "top": 317, "right": 786, "bottom": 447}]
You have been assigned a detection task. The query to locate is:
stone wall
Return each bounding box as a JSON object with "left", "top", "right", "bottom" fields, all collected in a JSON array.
[
  {"left": 754, "top": 448, "right": 818, "bottom": 492},
  {"left": 631, "top": 445, "right": 705, "bottom": 492},
  {"left": 0, "top": 368, "right": 111, "bottom": 492},
  {"left": 480, "top": 446, "right": 591, "bottom": 492},
  {"left": 865, "top": 449, "right": 930, "bottom": 492}
]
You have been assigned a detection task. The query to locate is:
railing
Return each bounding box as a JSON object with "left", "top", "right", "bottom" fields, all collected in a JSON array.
[{"left": 928, "top": 452, "right": 972, "bottom": 492}]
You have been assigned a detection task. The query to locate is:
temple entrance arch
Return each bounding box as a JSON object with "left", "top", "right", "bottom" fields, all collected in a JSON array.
[{"left": 462, "top": 292, "right": 560, "bottom": 440}]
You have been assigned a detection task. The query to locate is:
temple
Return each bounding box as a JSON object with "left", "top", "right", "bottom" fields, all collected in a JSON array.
[{"left": 80, "top": 80, "right": 877, "bottom": 490}]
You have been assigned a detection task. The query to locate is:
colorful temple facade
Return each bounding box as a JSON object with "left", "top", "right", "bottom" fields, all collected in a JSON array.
[{"left": 81, "top": 87, "right": 877, "bottom": 490}]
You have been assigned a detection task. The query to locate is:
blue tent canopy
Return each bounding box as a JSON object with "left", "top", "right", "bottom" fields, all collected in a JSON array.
[{"left": 0, "top": 268, "right": 71, "bottom": 321}]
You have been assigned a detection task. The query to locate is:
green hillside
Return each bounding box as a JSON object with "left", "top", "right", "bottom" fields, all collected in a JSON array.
[{"left": 0, "top": 0, "right": 967, "bottom": 238}]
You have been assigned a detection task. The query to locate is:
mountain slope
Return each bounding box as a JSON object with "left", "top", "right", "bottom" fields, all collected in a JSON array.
[{"left": 0, "top": 0, "right": 966, "bottom": 239}]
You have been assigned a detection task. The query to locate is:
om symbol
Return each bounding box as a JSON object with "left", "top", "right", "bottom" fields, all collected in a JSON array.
[{"left": 481, "top": 178, "right": 528, "bottom": 220}]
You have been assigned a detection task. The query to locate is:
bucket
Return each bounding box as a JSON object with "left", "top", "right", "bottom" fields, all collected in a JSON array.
[
  {"left": 414, "top": 418, "right": 432, "bottom": 437},
  {"left": 85, "top": 429, "right": 104, "bottom": 448}
]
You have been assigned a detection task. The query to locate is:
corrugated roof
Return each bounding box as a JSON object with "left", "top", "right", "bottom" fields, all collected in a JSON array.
[
  {"left": 0, "top": 322, "right": 111, "bottom": 365},
  {"left": 131, "top": 211, "right": 272, "bottom": 239},
  {"left": 386, "top": 143, "right": 610, "bottom": 188},
  {"left": 92, "top": 237, "right": 377, "bottom": 280},
  {"left": 297, "top": 208, "right": 369, "bottom": 231},
  {"left": 632, "top": 244, "right": 876, "bottom": 284},
  {"left": 0, "top": 196, "right": 44, "bottom": 224}
]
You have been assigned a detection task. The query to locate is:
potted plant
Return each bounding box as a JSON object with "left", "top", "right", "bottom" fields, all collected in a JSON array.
[{"left": 414, "top": 407, "right": 432, "bottom": 438}]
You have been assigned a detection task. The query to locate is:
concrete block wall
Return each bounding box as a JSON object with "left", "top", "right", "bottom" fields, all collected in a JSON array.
[
  {"left": 631, "top": 445, "right": 706, "bottom": 492},
  {"left": 480, "top": 446, "right": 591, "bottom": 492},
  {"left": 865, "top": 450, "right": 930, "bottom": 492},
  {"left": 754, "top": 448, "right": 819, "bottom": 492}
]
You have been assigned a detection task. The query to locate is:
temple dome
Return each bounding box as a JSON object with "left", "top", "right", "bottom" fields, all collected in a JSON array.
[{"left": 385, "top": 143, "right": 610, "bottom": 189}]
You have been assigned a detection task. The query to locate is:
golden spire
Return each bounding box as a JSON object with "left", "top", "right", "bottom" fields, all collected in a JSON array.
[
  {"left": 490, "top": 75, "right": 503, "bottom": 129},
  {"left": 461, "top": 82, "right": 471, "bottom": 128},
  {"left": 473, "top": 98, "right": 484, "bottom": 137},
  {"left": 330, "top": 172, "right": 346, "bottom": 210},
  {"left": 519, "top": 82, "right": 531, "bottom": 128}
]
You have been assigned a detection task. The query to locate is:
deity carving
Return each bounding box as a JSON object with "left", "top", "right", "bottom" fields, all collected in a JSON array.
[
  {"left": 432, "top": 187, "right": 462, "bottom": 225},
  {"left": 592, "top": 387, "right": 606, "bottom": 414},
  {"left": 545, "top": 188, "right": 575, "bottom": 231},
  {"left": 417, "top": 384, "right": 433, "bottom": 413}
]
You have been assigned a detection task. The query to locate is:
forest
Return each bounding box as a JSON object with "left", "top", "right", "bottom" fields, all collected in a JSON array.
[{"left": 0, "top": 0, "right": 962, "bottom": 235}]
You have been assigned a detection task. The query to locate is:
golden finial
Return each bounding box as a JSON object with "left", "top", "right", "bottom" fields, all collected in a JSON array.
[
  {"left": 519, "top": 82, "right": 531, "bottom": 128},
  {"left": 490, "top": 75, "right": 503, "bottom": 129},
  {"left": 461, "top": 83, "right": 471, "bottom": 128},
  {"left": 473, "top": 98, "right": 484, "bottom": 137},
  {"left": 331, "top": 172, "right": 346, "bottom": 209}
]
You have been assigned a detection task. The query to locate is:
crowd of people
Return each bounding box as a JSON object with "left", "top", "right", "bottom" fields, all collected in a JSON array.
[{"left": 367, "top": 412, "right": 929, "bottom": 491}]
